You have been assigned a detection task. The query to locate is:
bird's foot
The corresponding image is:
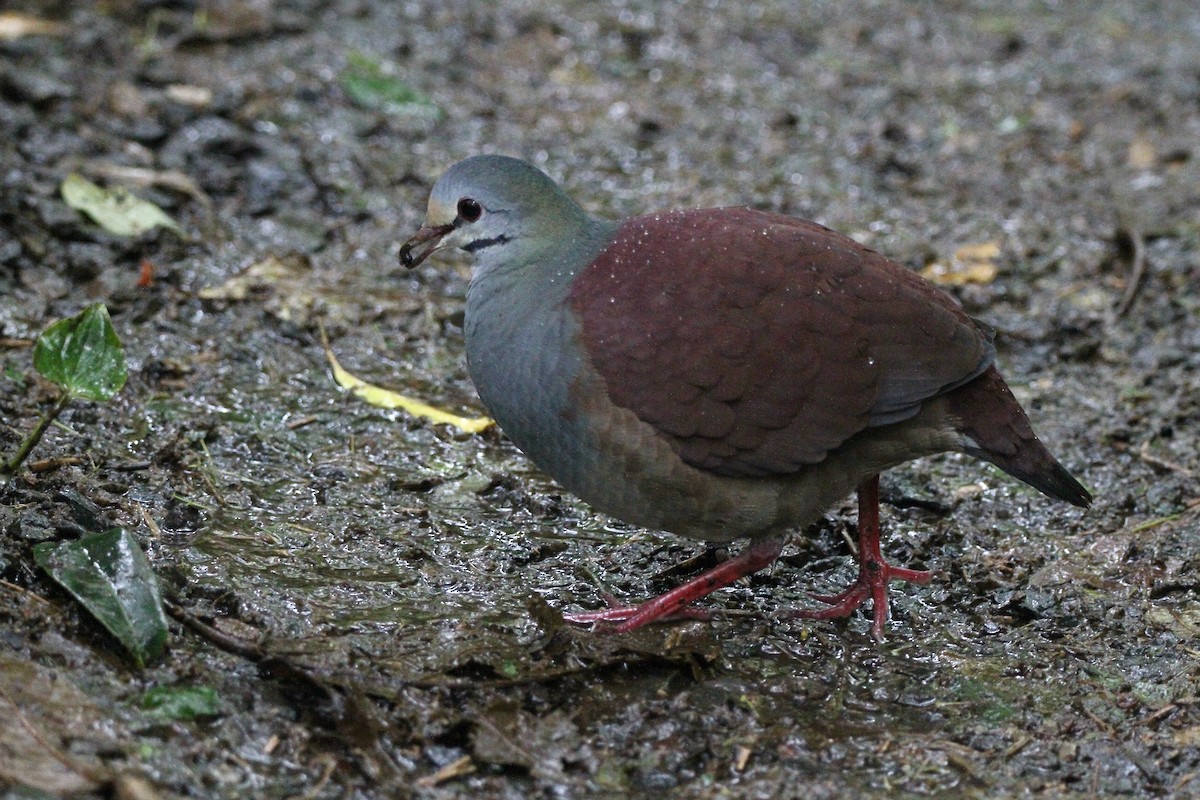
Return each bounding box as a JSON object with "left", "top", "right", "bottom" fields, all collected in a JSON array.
[
  {"left": 562, "top": 537, "right": 786, "bottom": 634},
  {"left": 562, "top": 597, "right": 713, "bottom": 632},
  {"left": 789, "top": 560, "right": 931, "bottom": 641}
]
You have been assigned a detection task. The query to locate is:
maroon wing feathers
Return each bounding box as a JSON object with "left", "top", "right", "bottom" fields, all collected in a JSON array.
[{"left": 568, "top": 208, "right": 992, "bottom": 478}]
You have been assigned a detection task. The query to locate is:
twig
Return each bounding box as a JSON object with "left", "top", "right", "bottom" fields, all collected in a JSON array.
[
  {"left": 165, "top": 601, "right": 267, "bottom": 661},
  {"left": 1175, "top": 770, "right": 1199, "bottom": 794},
  {"left": 1140, "top": 696, "right": 1198, "bottom": 729},
  {"left": 416, "top": 755, "right": 475, "bottom": 788},
  {"left": 285, "top": 754, "right": 337, "bottom": 800},
  {"left": 137, "top": 504, "right": 164, "bottom": 539},
  {"left": 0, "top": 579, "right": 50, "bottom": 605},
  {"left": 28, "top": 455, "right": 86, "bottom": 473},
  {"left": 80, "top": 161, "right": 212, "bottom": 209},
  {"left": 1138, "top": 441, "right": 1195, "bottom": 478},
  {"left": 1002, "top": 734, "right": 1032, "bottom": 759},
  {"left": 1113, "top": 226, "right": 1147, "bottom": 318}
]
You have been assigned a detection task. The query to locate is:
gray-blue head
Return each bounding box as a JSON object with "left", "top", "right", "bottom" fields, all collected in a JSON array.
[{"left": 399, "top": 155, "right": 593, "bottom": 271}]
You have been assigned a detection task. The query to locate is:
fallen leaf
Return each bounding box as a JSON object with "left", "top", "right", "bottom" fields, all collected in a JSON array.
[
  {"left": 198, "top": 253, "right": 311, "bottom": 301},
  {"left": 471, "top": 699, "right": 578, "bottom": 781},
  {"left": 1174, "top": 727, "right": 1200, "bottom": 748},
  {"left": 342, "top": 52, "right": 441, "bottom": 119},
  {"left": 165, "top": 83, "right": 213, "bottom": 108},
  {"left": 1127, "top": 135, "right": 1156, "bottom": 169},
  {"left": 199, "top": 253, "right": 328, "bottom": 324},
  {"left": 921, "top": 240, "right": 1000, "bottom": 286},
  {"left": 82, "top": 161, "right": 211, "bottom": 209},
  {"left": 0, "top": 12, "right": 67, "bottom": 40},
  {"left": 60, "top": 173, "right": 182, "bottom": 237},
  {"left": 137, "top": 258, "right": 156, "bottom": 288},
  {"left": 1144, "top": 605, "right": 1200, "bottom": 638},
  {"left": 142, "top": 685, "right": 221, "bottom": 720},
  {"left": 320, "top": 324, "right": 493, "bottom": 434},
  {"left": 33, "top": 528, "right": 169, "bottom": 667}
]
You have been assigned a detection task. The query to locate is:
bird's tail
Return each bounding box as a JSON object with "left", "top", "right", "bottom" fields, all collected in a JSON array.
[{"left": 945, "top": 366, "right": 1092, "bottom": 508}]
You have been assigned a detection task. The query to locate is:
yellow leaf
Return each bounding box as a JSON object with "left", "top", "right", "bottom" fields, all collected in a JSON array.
[
  {"left": 921, "top": 241, "right": 1000, "bottom": 286},
  {"left": 320, "top": 325, "right": 493, "bottom": 434}
]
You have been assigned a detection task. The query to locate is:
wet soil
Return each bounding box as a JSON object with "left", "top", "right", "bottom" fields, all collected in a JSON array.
[{"left": 2, "top": 1, "right": 1198, "bottom": 798}]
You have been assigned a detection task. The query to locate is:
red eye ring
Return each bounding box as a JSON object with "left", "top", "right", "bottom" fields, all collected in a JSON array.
[{"left": 457, "top": 198, "right": 482, "bottom": 223}]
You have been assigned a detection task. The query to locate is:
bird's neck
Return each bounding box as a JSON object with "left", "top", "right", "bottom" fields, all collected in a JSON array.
[
  {"left": 462, "top": 214, "right": 617, "bottom": 474},
  {"left": 467, "top": 215, "right": 618, "bottom": 315}
]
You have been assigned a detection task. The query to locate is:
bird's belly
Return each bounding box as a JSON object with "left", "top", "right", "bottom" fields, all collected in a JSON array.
[{"left": 465, "top": 297, "right": 780, "bottom": 541}]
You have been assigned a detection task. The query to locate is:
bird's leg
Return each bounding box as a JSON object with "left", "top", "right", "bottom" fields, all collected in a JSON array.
[
  {"left": 563, "top": 536, "right": 786, "bottom": 633},
  {"left": 790, "top": 474, "right": 931, "bottom": 640}
]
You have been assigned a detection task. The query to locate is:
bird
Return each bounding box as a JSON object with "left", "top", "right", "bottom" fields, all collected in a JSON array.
[{"left": 398, "top": 154, "right": 1091, "bottom": 639}]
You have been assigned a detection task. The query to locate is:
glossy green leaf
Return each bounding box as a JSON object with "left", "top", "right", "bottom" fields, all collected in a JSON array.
[
  {"left": 33, "top": 529, "right": 168, "bottom": 668},
  {"left": 33, "top": 303, "right": 127, "bottom": 402},
  {"left": 142, "top": 685, "right": 221, "bottom": 720}
]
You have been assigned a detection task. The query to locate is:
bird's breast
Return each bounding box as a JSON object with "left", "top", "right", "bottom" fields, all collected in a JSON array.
[
  {"left": 463, "top": 274, "right": 783, "bottom": 541},
  {"left": 465, "top": 274, "right": 594, "bottom": 486}
]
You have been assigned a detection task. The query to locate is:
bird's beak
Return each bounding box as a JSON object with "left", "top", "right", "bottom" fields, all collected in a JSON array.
[{"left": 399, "top": 222, "right": 455, "bottom": 269}]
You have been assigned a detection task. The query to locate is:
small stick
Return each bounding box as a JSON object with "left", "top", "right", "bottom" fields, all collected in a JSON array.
[{"left": 1113, "top": 227, "right": 1147, "bottom": 318}]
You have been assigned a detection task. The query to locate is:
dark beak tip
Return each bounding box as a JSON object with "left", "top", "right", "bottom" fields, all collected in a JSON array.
[{"left": 398, "top": 223, "right": 454, "bottom": 270}]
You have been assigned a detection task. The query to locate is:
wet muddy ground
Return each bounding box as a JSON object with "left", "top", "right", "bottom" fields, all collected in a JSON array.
[{"left": 2, "top": 1, "right": 1199, "bottom": 797}]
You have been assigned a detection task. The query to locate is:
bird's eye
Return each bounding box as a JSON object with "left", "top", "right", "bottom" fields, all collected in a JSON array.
[{"left": 457, "top": 198, "right": 482, "bottom": 223}]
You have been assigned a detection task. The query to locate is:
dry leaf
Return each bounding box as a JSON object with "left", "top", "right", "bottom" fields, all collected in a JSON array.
[
  {"left": 82, "top": 162, "right": 211, "bottom": 209},
  {"left": 1127, "top": 135, "right": 1156, "bottom": 169},
  {"left": 1144, "top": 605, "right": 1200, "bottom": 638},
  {"left": 60, "top": 173, "right": 181, "bottom": 237},
  {"left": 0, "top": 12, "right": 67, "bottom": 40},
  {"left": 198, "top": 254, "right": 311, "bottom": 301},
  {"left": 921, "top": 240, "right": 1000, "bottom": 286},
  {"left": 165, "top": 84, "right": 213, "bottom": 108},
  {"left": 1173, "top": 727, "right": 1200, "bottom": 748}
]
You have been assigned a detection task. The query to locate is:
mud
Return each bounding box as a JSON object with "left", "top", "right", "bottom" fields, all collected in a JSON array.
[{"left": 1, "top": 1, "right": 1198, "bottom": 798}]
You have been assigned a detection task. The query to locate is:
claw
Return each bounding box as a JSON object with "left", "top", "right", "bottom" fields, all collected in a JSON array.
[
  {"left": 788, "top": 475, "right": 931, "bottom": 640},
  {"left": 562, "top": 537, "right": 785, "bottom": 634}
]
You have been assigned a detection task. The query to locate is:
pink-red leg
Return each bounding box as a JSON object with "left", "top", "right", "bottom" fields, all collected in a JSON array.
[
  {"left": 563, "top": 537, "right": 786, "bottom": 633},
  {"left": 790, "top": 475, "right": 931, "bottom": 639}
]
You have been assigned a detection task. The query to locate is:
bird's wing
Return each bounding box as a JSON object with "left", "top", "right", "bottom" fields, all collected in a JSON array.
[{"left": 568, "top": 208, "right": 994, "bottom": 478}]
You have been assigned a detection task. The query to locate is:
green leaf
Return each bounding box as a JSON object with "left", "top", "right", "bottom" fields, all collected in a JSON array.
[
  {"left": 142, "top": 685, "right": 221, "bottom": 720},
  {"left": 61, "top": 172, "right": 181, "bottom": 237},
  {"left": 341, "top": 52, "right": 441, "bottom": 118},
  {"left": 33, "top": 303, "right": 127, "bottom": 402},
  {"left": 34, "top": 529, "right": 169, "bottom": 668}
]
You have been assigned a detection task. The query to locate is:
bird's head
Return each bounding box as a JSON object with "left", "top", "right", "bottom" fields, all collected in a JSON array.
[{"left": 399, "top": 155, "right": 590, "bottom": 271}]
